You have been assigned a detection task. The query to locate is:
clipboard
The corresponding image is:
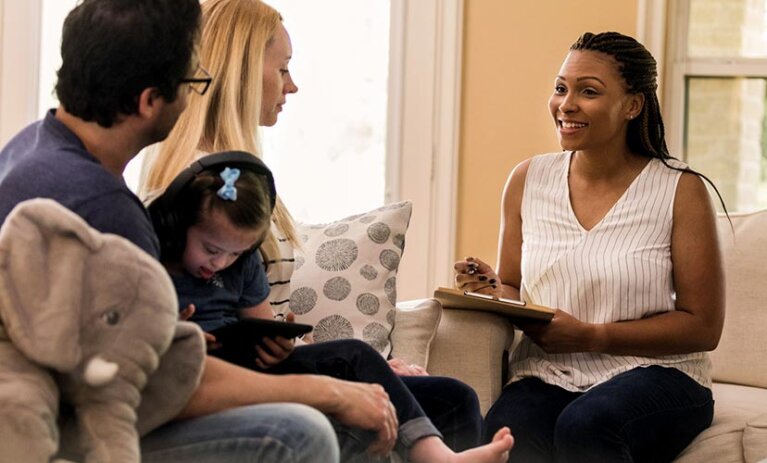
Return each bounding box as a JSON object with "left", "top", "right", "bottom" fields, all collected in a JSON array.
[{"left": 433, "top": 287, "right": 555, "bottom": 322}]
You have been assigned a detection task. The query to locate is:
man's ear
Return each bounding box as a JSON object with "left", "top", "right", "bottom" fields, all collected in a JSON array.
[{"left": 137, "top": 87, "right": 162, "bottom": 120}]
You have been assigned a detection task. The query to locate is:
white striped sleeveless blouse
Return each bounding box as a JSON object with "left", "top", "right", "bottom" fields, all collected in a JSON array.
[{"left": 510, "top": 151, "right": 711, "bottom": 392}]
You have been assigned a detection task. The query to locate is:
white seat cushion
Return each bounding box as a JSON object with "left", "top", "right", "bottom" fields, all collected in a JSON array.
[
  {"left": 713, "top": 211, "right": 767, "bottom": 389},
  {"left": 674, "top": 382, "right": 767, "bottom": 462}
]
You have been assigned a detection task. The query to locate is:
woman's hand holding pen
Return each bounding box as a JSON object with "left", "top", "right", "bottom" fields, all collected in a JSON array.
[{"left": 454, "top": 256, "right": 504, "bottom": 298}]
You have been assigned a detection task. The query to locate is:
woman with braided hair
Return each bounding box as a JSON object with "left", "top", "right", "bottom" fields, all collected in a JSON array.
[{"left": 454, "top": 31, "right": 725, "bottom": 462}]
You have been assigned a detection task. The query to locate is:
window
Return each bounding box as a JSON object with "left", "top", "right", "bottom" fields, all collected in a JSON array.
[
  {"left": 38, "top": 0, "right": 78, "bottom": 118},
  {"left": 34, "top": 0, "right": 392, "bottom": 220},
  {"left": 4, "top": 0, "right": 464, "bottom": 299},
  {"left": 260, "top": 0, "right": 390, "bottom": 224},
  {"left": 665, "top": 0, "right": 767, "bottom": 212}
]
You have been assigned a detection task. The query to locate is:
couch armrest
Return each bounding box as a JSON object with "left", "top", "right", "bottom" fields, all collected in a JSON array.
[{"left": 427, "top": 309, "right": 515, "bottom": 414}]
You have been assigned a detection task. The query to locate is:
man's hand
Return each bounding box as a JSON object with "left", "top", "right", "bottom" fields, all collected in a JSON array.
[{"left": 324, "top": 379, "right": 399, "bottom": 457}]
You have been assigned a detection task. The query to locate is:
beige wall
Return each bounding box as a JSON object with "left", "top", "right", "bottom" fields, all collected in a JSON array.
[{"left": 457, "top": 1, "right": 638, "bottom": 265}]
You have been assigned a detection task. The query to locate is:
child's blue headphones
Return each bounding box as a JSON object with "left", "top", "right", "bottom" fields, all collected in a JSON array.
[{"left": 148, "top": 150, "right": 276, "bottom": 261}]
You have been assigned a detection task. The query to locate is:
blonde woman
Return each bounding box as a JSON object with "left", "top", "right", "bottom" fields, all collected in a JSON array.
[
  {"left": 142, "top": 0, "right": 514, "bottom": 461},
  {"left": 142, "top": 0, "right": 299, "bottom": 312}
]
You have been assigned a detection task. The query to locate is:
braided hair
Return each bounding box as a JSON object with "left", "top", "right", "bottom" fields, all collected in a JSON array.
[{"left": 571, "top": 32, "right": 728, "bottom": 214}]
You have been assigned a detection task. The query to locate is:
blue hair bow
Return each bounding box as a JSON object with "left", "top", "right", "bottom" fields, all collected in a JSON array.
[{"left": 217, "top": 167, "right": 240, "bottom": 201}]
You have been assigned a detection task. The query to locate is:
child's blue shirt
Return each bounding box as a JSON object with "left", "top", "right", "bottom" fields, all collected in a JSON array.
[{"left": 171, "top": 251, "right": 270, "bottom": 331}]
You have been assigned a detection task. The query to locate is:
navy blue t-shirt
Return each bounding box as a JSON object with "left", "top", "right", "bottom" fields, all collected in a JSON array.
[
  {"left": 0, "top": 110, "right": 159, "bottom": 258},
  {"left": 171, "top": 251, "right": 271, "bottom": 332}
]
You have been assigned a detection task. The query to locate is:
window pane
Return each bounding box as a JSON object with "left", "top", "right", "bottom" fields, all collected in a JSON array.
[
  {"left": 687, "top": 0, "right": 767, "bottom": 58},
  {"left": 261, "top": 0, "right": 390, "bottom": 224},
  {"left": 685, "top": 77, "right": 767, "bottom": 212},
  {"left": 39, "top": 0, "right": 79, "bottom": 117}
]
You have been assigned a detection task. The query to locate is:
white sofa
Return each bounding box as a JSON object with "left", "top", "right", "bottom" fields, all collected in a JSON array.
[{"left": 391, "top": 211, "right": 767, "bottom": 462}]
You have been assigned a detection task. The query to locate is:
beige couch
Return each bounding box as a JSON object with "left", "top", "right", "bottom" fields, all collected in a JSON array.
[{"left": 391, "top": 211, "right": 767, "bottom": 462}]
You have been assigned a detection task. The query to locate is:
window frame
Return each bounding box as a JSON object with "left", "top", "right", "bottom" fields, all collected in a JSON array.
[
  {"left": 660, "top": 0, "right": 767, "bottom": 160},
  {"left": 388, "top": 0, "right": 464, "bottom": 299}
]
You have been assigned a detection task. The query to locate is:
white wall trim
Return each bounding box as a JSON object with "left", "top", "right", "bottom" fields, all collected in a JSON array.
[
  {"left": 388, "top": 0, "right": 463, "bottom": 300},
  {"left": 663, "top": 0, "right": 689, "bottom": 159},
  {"left": 638, "top": 0, "right": 695, "bottom": 160},
  {"left": 0, "top": 0, "right": 41, "bottom": 145},
  {"left": 429, "top": 0, "right": 463, "bottom": 294},
  {"left": 385, "top": 0, "right": 406, "bottom": 206},
  {"left": 636, "top": 0, "right": 667, "bottom": 102}
]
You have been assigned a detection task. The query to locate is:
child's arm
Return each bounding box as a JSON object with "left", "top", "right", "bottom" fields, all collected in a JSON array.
[{"left": 239, "top": 300, "right": 274, "bottom": 320}]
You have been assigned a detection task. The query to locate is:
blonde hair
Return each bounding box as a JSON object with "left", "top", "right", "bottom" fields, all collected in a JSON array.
[{"left": 142, "top": 0, "right": 299, "bottom": 256}]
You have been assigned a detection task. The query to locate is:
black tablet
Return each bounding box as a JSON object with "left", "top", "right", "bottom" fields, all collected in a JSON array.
[{"left": 209, "top": 318, "right": 313, "bottom": 348}]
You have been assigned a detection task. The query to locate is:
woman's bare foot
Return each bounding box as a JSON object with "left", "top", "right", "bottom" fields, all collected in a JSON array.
[{"left": 409, "top": 427, "right": 513, "bottom": 463}]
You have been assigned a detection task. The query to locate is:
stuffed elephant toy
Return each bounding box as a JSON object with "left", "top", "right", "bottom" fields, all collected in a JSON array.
[{"left": 0, "top": 199, "right": 205, "bottom": 463}]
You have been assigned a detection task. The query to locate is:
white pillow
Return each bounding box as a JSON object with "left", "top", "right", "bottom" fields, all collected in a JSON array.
[
  {"left": 390, "top": 298, "right": 442, "bottom": 368},
  {"left": 289, "top": 201, "right": 412, "bottom": 357}
]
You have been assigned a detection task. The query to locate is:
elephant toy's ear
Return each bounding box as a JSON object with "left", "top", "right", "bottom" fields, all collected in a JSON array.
[{"left": 0, "top": 199, "right": 104, "bottom": 371}]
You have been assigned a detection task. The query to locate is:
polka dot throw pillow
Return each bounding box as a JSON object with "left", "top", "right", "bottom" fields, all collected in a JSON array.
[{"left": 289, "top": 201, "right": 412, "bottom": 357}]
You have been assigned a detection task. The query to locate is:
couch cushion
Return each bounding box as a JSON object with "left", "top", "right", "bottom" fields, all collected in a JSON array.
[
  {"left": 390, "top": 298, "right": 442, "bottom": 367},
  {"left": 712, "top": 211, "right": 767, "bottom": 389},
  {"left": 674, "top": 382, "right": 767, "bottom": 462},
  {"left": 290, "top": 201, "right": 412, "bottom": 357},
  {"left": 744, "top": 412, "right": 767, "bottom": 463}
]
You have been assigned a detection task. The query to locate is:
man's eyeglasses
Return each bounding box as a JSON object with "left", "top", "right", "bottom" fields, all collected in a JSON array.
[{"left": 180, "top": 66, "right": 212, "bottom": 95}]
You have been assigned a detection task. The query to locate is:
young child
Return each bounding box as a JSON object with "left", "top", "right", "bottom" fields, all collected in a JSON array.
[
  {"left": 148, "top": 150, "right": 293, "bottom": 367},
  {"left": 149, "top": 151, "right": 514, "bottom": 463}
]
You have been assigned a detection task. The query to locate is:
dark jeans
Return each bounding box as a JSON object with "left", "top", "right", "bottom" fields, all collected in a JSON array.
[
  {"left": 401, "top": 375, "right": 482, "bottom": 451},
  {"left": 484, "top": 366, "right": 714, "bottom": 463},
  {"left": 215, "top": 339, "right": 481, "bottom": 453}
]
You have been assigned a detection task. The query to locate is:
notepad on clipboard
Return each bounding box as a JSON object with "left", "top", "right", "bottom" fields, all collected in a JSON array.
[{"left": 433, "top": 287, "right": 555, "bottom": 322}]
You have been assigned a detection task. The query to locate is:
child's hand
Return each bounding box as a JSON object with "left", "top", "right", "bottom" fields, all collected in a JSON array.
[
  {"left": 254, "top": 335, "right": 294, "bottom": 368},
  {"left": 202, "top": 332, "right": 220, "bottom": 351},
  {"left": 179, "top": 304, "right": 220, "bottom": 350},
  {"left": 179, "top": 303, "right": 196, "bottom": 321},
  {"left": 253, "top": 312, "right": 297, "bottom": 368}
]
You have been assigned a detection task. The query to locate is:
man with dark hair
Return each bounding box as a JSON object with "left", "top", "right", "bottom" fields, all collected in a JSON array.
[
  {"left": 55, "top": 0, "right": 200, "bottom": 128},
  {"left": 0, "top": 1, "right": 342, "bottom": 461},
  {"left": 0, "top": 0, "right": 202, "bottom": 253}
]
